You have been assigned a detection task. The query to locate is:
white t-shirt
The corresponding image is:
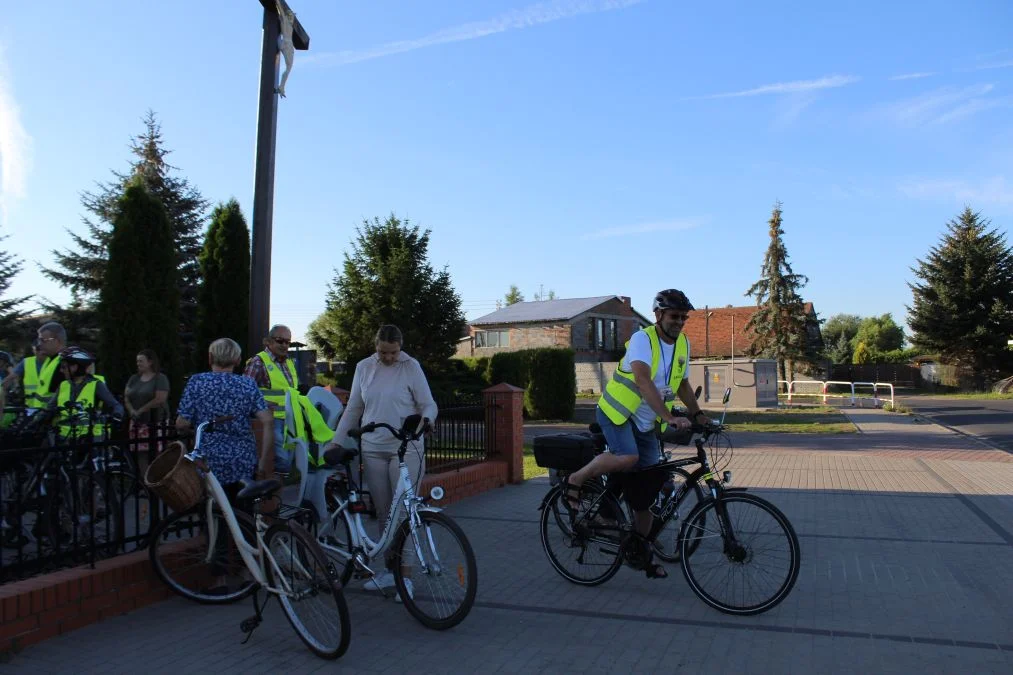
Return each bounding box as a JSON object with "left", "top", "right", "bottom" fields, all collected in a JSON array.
[{"left": 620, "top": 330, "right": 691, "bottom": 432}]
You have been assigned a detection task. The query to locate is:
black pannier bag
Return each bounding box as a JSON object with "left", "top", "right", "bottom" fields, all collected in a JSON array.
[{"left": 533, "top": 433, "right": 599, "bottom": 471}]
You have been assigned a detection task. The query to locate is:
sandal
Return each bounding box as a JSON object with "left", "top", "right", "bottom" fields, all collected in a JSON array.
[
  {"left": 560, "top": 478, "right": 582, "bottom": 514},
  {"left": 644, "top": 563, "right": 668, "bottom": 579}
]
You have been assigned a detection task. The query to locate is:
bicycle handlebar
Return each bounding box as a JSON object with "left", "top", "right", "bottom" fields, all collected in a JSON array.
[{"left": 348, "top": 417, "right": 430, "bottom": 443}]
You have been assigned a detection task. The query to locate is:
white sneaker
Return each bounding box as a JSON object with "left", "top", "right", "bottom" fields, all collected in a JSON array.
[
  {"left": 362, "top": 571, "right": 395, "bottom": 592},
  {"left": 394, "top": 578, "right": 414, "bottom": 604}
]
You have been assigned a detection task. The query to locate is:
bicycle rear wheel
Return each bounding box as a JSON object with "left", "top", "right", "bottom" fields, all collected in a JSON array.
[
  {"left": 539, "top": 481, "right": 625, "bottom": 586},
  {"left": 651, "top": 468, "right": 704, "bottom": 563},
  {"left": 391, "top": 510, "right": 477, "bottom": 630},
  {"left": 679, "top": 492, "right": 800, "bottom": 615},
  {"left": 264, "top": 522, "right": 350, "bottom": 659},
  {"left": 148, "top": 503, "right": 257, "bottom": 604}
]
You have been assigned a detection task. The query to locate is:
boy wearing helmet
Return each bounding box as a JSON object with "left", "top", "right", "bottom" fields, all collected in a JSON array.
[
  {"left": 45, "top": 346, "right": 124, "bottom": 439},
  {"left": 563, "top": 289, "right": 710, "bottom": 579}
]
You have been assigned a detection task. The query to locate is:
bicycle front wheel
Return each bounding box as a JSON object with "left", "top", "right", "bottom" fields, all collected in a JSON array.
[
  {"left": 148, "top": 503, "right": 257, "bottom": 604},
  {"left": 391, "top": 510, "right": 477, "bottom": 630},
  {"left": 679, "top": 492, "right": 800, "bottom": 615},
  {"left": 264, "top": 522, "right": 351, "bottom": 659},
  {"left": 539, "top": 481, "right": 625, "bottom": 587}
]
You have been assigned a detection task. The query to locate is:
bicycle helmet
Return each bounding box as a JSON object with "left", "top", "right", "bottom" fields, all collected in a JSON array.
[
  {"left": 652, "top": 289, "right": 695, "bottom": 312},
  {"left": 58, "top": 346, "right": 96, "bottom": 366}
]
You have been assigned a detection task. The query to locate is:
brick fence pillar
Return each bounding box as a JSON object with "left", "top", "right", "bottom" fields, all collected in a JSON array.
[{"left": 483, "top": 383, "right": 524, "bottom": 484}]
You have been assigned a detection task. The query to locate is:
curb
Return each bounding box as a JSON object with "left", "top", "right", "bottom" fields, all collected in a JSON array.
[{"left": 910, "top": 413, "right": 1011, "bottom": 455}]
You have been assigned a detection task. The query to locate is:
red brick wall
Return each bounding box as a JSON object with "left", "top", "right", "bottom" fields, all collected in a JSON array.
[{"left": 682, "top": 306, "right": 758, "bottom": 358}]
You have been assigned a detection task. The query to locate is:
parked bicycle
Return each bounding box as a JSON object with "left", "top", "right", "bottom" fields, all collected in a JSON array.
[
  {"left": 313, "top": 413, "right": 478, "bottom": 630},
  {"left": 147, "top": 417, "right": 350, "bottom": 659},
  {"left": 537, "top": 388, "right": 801, "bottom": 616}
]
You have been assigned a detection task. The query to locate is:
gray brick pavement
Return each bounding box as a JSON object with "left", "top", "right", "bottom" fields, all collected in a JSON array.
[{"left": 4, "top": 410, "right": 1013, "bottom": 673}]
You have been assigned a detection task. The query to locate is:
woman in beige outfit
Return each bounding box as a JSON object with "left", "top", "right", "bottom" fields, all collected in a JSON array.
[{"left": 329, "top": 325, "right": 438, "bottom": 593}]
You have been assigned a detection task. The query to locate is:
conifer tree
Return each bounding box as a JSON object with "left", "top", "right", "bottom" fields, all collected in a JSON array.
[
  {"left": 908, "top": 207, "right": 1013, "bottom": 381},
  {"left": 196, "top": 199, "right": 251, "bottom": 364},
  {"left": 744, "top": 202, "right": 814, "bottom": 381}
]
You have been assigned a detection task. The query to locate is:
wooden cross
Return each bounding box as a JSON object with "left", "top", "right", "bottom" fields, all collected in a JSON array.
[{"left": 249, "top": 0, "right": 310, "bottom": 356}]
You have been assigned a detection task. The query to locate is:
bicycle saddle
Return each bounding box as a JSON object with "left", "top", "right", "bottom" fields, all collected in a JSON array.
[
  {"left": 237, "top": 478, "right": 282, "bottom": 500},
  {"left": 323, "top": 445, "right": 360, "bottom": 467}
]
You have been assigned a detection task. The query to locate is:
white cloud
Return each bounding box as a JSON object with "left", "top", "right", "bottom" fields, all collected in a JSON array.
[
  {"left": 580, "top": 219, "right": 700, "bottom": 241},
  {"left": 0, "top": 42, "right": 32, "bottom": 223},
  {"left": 967, "top": 59, "right": 1013, "bottom": 72},
  {"left": 684, "top": 75, "right": 860, "bottom": 100},
  {"left": 888, "top": 71, "right": 937, "bottom": 81},
  {"left": 307, "top": 0, "right": 644, "bottom": 67},
  {"left": 899, "top": 176, "right": 1013, "bottom": 208},
  {"left": 878, "top": 83, "right": 1004, "bottom": 126}
]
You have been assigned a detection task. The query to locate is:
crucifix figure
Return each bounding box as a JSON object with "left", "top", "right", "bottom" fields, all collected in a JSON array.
[
  {"left": 249, "top": 0, "right": 310, "bottom": 355},
  {"left": 275, "top": 0, "right": 296, "bottom": 97}
]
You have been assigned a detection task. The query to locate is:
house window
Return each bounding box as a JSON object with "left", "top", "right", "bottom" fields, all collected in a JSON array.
[
  {"left": 475, "top": 330, "right": 509, "bottom": 348},
  {"left": 596, "top": 318, "right": 605, "bottom": 350},
  {"left": 607, "top": 319, "right": 617, "bottom": 351}
]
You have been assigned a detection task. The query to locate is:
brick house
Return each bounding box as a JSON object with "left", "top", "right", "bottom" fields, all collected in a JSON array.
[
  {"left": 681, "top": 303, "right": 823, "bottom": 358},
  {"left": 456, "top": 295, "right": 651, "bottom": 362}
]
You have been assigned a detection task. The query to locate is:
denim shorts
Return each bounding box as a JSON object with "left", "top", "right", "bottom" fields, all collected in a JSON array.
[{"left": 595, "top": 407, "right": 661, "bottom": 469}]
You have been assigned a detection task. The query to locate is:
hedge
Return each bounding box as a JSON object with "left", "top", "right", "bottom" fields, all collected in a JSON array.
[{"left": 524, "top": 348, "right": 576, "bottom": 420}]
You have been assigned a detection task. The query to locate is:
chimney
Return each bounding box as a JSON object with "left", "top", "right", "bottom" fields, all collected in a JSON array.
[{"left": 620, "top": 296, "right": 631, "bottom": 307}]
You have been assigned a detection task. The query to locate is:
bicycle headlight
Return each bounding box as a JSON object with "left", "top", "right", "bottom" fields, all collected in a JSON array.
[
  {"left": 430, "top": 486, "right": 445, "bottom": 501},
  {"left": 723, "top": 471, "right": 733, "bottom": 485}
]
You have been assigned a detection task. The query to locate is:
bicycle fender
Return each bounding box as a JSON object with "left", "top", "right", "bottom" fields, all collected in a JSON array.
[
  {"left": 537, "top": 487, "right": 558, "bottom": 511},
  {"left": 417, "top": 505, "right": 443, "bottom": 514},
  {"left": 722, "top": 487, "right": 749, "bottom": 493}
]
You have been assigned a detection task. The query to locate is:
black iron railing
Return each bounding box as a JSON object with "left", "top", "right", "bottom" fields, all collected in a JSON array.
[
  {"left": 1, "top": 414, "right": 180, "bottom": 584},
  {"left": 426, "top": 395, "right": 494, "bottom": 472}
]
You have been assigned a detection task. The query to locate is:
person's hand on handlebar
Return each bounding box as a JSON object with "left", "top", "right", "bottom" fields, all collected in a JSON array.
[
  {"left": 663, "top": 411, "right": 693, "bottom": 432},
  {"left": 690, "top": 410, "right": 713, "bottom": 427}
]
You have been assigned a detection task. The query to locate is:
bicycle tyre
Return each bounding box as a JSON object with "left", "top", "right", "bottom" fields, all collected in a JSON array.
[
  {"left": 264, "top": 522, "right": 351, "bottom": 659},
  {"left": 679, "top": 492, "right": 800, "bottom": 615},
  {"left": 319, "top": 483, "right": 356, "bottom": 587},
  {"left": 651, "top": 468, "right": 704, "bottom": 563},
  {"left": 540, "top": 482, "right": 625, "bottom": 587},
  {"left": 391, "top": 510, "right": 478, "bottom": 630},
  {"left": 148, "top": 503, "right": 257, "bottom": 604}
]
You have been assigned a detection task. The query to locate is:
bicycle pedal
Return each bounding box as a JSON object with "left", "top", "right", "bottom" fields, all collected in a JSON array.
[{"left": 239, "top": 616, "right": 261, "bottom": 633}]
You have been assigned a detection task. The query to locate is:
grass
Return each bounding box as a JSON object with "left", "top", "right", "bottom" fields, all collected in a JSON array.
[
  {"left": 720, "top": 407, "right": 856, "bottom": 433},
  {"left": 904, "top": 392, "right": 1013, "bottom": 400},
  {"left": 522, "top": 444, "right": 548, "bottom": 480}
]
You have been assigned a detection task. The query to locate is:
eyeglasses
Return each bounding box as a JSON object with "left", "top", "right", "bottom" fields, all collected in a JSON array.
[
  {"left": 272, "top": 337, "right": 291, "bottom": 345},
  {"left": 39, "top": 336, "right": 58, "bottom": 343}
]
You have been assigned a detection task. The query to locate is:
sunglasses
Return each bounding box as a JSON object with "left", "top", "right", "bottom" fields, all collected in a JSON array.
[{"left": 272, "top": 337, "right": 291, "bottom": 345}]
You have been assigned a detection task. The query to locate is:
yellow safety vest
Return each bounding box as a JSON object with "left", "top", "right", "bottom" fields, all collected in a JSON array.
[
  {"left": 22, "top": 356, "right": 62, "bottom": 410},
  {"left": 287, "top": 394, "right": 336, "bottom": 467},
  {"left": 55, "top": 378, "right": 98, "bottom": 439},
  {"left": 257, "top": 351, "right": 298, "bottom": 420},
  {"left": 598, "top": 325, "right": 688, "bottom": 430}
]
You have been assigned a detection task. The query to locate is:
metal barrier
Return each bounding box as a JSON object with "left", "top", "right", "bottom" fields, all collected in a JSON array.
[
  {"left": 777, "top": 380, "right": 895, "bottom": 407},
  {"left": 424, "top": 395, "right": 493, "bottom": 473}
]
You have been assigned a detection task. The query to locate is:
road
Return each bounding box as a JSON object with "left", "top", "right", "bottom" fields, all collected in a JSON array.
[{"left": 898, "top": 396, "right": 1013, "bottom": 453}]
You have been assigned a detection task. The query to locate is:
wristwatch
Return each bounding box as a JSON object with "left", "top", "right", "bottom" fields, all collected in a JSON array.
[{"left": 691, "top": 410, "right": 705, "bottom": 421}]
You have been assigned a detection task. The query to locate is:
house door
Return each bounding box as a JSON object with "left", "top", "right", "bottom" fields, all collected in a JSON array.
[{"left": 704, "top": 366, "right": 727, "bottom": 403}]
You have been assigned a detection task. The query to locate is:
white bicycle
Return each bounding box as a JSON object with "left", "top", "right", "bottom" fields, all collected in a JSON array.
[
  {"left": 147, "top": 418, "right": 351, "bottom": 659},
  {"left": 315, "top": 414, "right": 478, "bottom": 630}
]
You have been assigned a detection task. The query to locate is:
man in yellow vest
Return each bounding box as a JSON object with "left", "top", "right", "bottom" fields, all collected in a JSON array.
[
  {"left": 564, "top": 289, "right": 710, "bottom": 579},
  {"left": 0, "top": 322, "right": 68, "bottom": 413},
  {"left": 46, "top": 347, "right": 124, "bottom": 440},
  {"left": 243, "top": 324, "right": 299, "bottom": 472}
]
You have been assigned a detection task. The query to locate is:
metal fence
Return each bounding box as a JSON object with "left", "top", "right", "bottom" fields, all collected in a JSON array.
[
  {"left": 426, "top": 395, "right": 494, "bottom": 472},
  {"left": 1, "top": 417, "right": 179, "bottom": 584}
]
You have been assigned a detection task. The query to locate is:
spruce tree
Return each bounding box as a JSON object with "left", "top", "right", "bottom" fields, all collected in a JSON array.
[
  {"left": 98, "top": 179, "right": 180, "bottom": 396},
  {"left": 43, "top": 111, "right": 207, "bottom": 365},
  {"left": 0, "top": 226, "right": 31, "bottom": 349},
  {"left": 908, "top": 207, "right": 1013, "bottom": 381},
  {"left": 743, "top": 202, "right": 814, "bottom": 381},
  {"left": 504, "top": 285, "right": 524, "bottom": 305},
  {"left": 196, "top": 199, "right": 251, "bottom": 364},
  {"left": 308, "top": 214, "right": 465, "bottom": 368}
]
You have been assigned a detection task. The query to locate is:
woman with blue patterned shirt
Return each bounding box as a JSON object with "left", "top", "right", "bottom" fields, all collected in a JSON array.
[{"left": 176, "top": 338, "right": 275, "bottom": 501}]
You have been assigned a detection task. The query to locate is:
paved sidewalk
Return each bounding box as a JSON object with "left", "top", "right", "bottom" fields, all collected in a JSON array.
[{"left": 5, "top": 410, "right": 1013, "bottom": 673}]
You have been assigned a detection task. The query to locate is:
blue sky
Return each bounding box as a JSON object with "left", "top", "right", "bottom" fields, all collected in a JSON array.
[{"left": 2, "top": 0, "right": 1012, "bottom": 346}]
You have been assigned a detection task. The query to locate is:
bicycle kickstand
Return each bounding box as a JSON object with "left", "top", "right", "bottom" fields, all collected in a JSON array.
[{"left": 239, "top": 587, "right": 268, "bottom": 644}]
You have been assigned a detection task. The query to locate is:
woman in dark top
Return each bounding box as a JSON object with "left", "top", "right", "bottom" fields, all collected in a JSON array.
[{"left": 125, "top": 349, "right": 170, "bottom": 472}]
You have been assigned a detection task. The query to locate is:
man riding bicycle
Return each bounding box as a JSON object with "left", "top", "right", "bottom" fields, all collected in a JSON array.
[{"left": 563, "top": 288, "right": 710, "bottom": 579}]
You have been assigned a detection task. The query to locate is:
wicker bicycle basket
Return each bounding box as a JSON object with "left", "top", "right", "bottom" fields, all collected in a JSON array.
[{"left": 144, "top": 441, "right": 204, "bottom": 513}]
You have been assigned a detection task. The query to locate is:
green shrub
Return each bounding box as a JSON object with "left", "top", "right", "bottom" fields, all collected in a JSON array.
[
  {"left": 457, "top": 356, "right": 491, "bottom": 383},
  {"left": 489, "top": 351, "right": 531, "bottom": 389},
  {"left": 525, "top": 348, "right": 576, "bottom": 420}
]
